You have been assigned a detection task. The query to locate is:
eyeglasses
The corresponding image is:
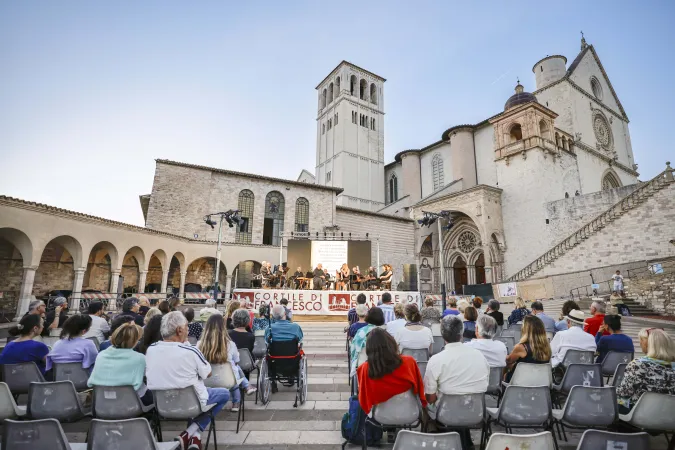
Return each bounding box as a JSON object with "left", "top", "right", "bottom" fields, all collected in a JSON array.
[{"left": 645, "top": 327, "right": 664, "bottom": 336}]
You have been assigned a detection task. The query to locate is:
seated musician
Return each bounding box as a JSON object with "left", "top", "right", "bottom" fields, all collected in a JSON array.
[
  {"left": 324, "top": 268, "right": 333, "bottom": 290},
  {"left": 366, "top": 266, "right": 378, "bottom": 290},
  {"left": 337, "top": 264, "right": 350, "bottom": 291},
  {"left": 313, "top": 264, "right": 325, "bottom": 290},
  {"left": 378, "top": 264, "right": 393, "bottom": 290},
  {"left": 267, "top": 262, "right": 279, "bottom": 287},
  {"left": 260, "top": 260, "right": 271, "bottom": 287},
  {"left": 305, "top": 270, "right": 314, "bottom": 289},
  {"left": 293, "top": 266, "right": 303, "bottom": 289},
  {"left": 351, "top": 266, "right": 363, "bottom": 290}
]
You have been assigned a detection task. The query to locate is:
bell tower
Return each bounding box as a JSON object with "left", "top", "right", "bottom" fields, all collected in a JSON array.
[{"left": 315, "top": 61, "right": 385, "bottom": 211}]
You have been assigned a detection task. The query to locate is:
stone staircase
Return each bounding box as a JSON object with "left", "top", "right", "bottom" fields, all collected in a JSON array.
[{"left": 507, "top": 163, "right": 675, "bottom": 282}]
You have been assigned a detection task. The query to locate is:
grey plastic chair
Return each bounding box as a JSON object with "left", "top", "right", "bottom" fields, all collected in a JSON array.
[
  {"left": 619, "top": 392, "right": 675, "bottom": 443},
  {"left": 432, "top": 336, "right": 444, "bottom": 355},
  {"left": 417, "top": 361, "right": 427, "bottom": 379},
  {"left": 494, "top": 336, "right": 515, "bottom": 354},
  {"left": 2, "top": 362, "right": 46, "bottom": 396},
  {"left": 187, "top": 335, "right": 198, "bottom": 346},
  {"left": 93, "top": 385, "right": 154, "bottom": 420},
  {"left": 1, "top": 418, "right": 84, "bottom": 450},
  {"left": 153, "top": 386, "right": 218, "bottom": 449},
  {"left": 486, "top": 386, "right": 556, "bottom": 441},
  {"left": 560, "top": 349, "right": 595, "bottom": 369},
  {"left": 487, "top": 366, "right": 505, "bottom": 396},
  {"left": 392, "top": 430, "right": 462, "bottom": 450},
  {"left": 0, "top": 382, "right": 26, "bottom": 420},
  {"left": 485, "top": 431, "right": 556, "bottom": 450},
  {"left": 87, "top": 418, "right": 179, "bottom": 450},
  {"left": 576, "top": 429, "right": 650, "bottom": 450},
  {"left": 601, "top": 351, "right": 633, "bottom": 377},
  {"left": 252, "top": 335, "right": 267, "bottom": 359},
  {"left": 86, "top": 336, "right": 101, "bottom": 351},
  {"left": 53, "top": 362, "right": 91, "bottom": 391},
  {"left": 436, "top": 393, "right": 486, "bottom": 449},
  {"left": 401, "top": 347, "right": 429, "bottom": 362},
  {"left": 552, "top": 386, "right": 617, "bottom": 441},
  {"left": 364, "top": 390, "right": 423, "bottom": 449},
  {"left": 611, "top": 363, "right": 628, "bottom": 388},
  {"left": 552, "top": 363, "right": 603, "bottom": 400},
  {"left": 27, "top": 381, "right": 92, "bottom": 423},
  {"left": 504, "top": 362, "right": 553, "bottom": 388}
]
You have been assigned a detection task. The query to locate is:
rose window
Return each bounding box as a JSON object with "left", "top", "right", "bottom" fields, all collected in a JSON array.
[{"left": 457, "top": 231, "right": 477, "bottom": 253}]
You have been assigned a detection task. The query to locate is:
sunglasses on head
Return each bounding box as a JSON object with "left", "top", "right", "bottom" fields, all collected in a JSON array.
[{"left": 645, "top": 327, "right": 664, "bottom": 336}]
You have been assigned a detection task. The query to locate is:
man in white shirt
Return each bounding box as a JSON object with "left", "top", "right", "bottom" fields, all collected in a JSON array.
[
  {"left": 549, "top": 309, "right": 597, "bottom": 368},
  {"left": 464, "top": 315, "right": 508, "bottom": 367},
  {"left": 82, "top": 301, "right": 110, "bottom": 343},
  {"left": 146, "top": 312, "right": 230, "bottom": 450},
  {"left": 385, "top": 303, "right": 407, "bottom": 336}
]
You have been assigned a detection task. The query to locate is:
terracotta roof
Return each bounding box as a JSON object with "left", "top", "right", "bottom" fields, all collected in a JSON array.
[
  {"left": 156, "top": 159, "right": 343, "bottom": 194},
  {"left": 336, "top": 205, "right": 413, "bottom": 222},
  {"left": 316, "top": 60, "right": 386, "bottom": 89}
]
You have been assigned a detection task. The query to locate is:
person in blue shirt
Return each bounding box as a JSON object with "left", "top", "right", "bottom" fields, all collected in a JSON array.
[
  {"left": 266, "top": 305, "right": 304, "bottom": 344},
  {"left": 0, "top": 314, "right": 50, "bottom": 375},
  {"left": 595, "top": 314, "right": 634, "bottom": 363},
  {"left": 530, "top": 301, "right": 556, "bottom": 334}
]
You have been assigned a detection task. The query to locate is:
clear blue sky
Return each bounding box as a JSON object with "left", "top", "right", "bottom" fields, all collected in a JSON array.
[{"left": 1, "top": 1, "right": 673, "bottom": 226}]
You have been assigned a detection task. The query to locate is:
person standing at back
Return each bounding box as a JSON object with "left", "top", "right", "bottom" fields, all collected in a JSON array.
[{"left": 378, "top": 292, "right": 395, "bottom": 324}]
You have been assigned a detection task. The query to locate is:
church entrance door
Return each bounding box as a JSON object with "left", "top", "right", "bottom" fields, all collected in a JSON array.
[
  {"left": 453, "top": 256, "right": 467, "bottom": 294},
  {"left": 475, "top": 253, "right": 486, "bottom": 284}
]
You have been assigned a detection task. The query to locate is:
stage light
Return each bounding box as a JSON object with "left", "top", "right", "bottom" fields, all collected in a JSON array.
[
  {"left": 203, "top": 215, "right": 217, "bottom": 230},
  {"left": 316, "top": 232, "right": 319, "bottom": 237},
  {"left": 291, "top": 231, "right": 294, "bottom": 237},
  {"left": 324, "top": 232, "right": 326, "bottom": 238},
  {"left": 442, "top": 220, "right": 455, "bottom": 231},
  {"left": 366, "top": 233, "right": 369, "bottom": 238},
  {"left": 341, "top": 232, "right": 344, "bottom": 238}
]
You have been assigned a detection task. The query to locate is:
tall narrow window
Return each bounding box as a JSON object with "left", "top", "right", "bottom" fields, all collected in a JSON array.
[
  {"left": 326, "top": 171, "right": 331, "bottom": 182},
  {"left": 322, "top": 123, "right": 325, "bottom": 134},
  {"left": 335, "top": 112, "right": 338, "bottom": 125},
  {"left": 360, "top": 79, "right": 368, "bottom": 100},
  {"left": 352, "top": 111, "right": 356, "bottom": 124},
  {"left": 321, "top": 89, "right": 327, "bottom": 109},
  {"left": 328, "top": 82, "right": 334, "bottom": 104},
  {"left": 236, "top": 189, "right": 254, "bottom": 244},
  {"left": 388, "top": 174, "right": 398, "bottom": 203},
  {"left": 335, "top": 77, "right": 340, "bottom": 97},
  {"left": 295, "top": 197, "right": 309, "bottom": 233},
  {"left": 350, "top": 75, "right": 357, "bottom": 96},
  {"left": 432, "top": 153, "right": 445, "bottom": 191},
  {"left": 370, "top": 83, "right": 377, "bottom": 105},
  {"left": 263, "top": 191, "right": 285, "bottom": 246}
]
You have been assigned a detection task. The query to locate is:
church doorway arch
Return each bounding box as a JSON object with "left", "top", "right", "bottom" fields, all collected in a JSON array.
[
  {"left": 475, "top": 253, "right": 486, "bottom": 284},
  {"left": 453, "top": 256, "right": 467, "bottom": 294}
]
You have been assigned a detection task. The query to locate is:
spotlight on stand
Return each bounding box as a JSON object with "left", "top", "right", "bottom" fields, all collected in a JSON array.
[
  {"left": 203, "top": 215, "right": 217, "bottom": 230},
  {"left": 223, "top": 209, "right": 245, "bottom": 228},
  {"left": 442, "top": 220, "right": 455, "bottom": 231}
]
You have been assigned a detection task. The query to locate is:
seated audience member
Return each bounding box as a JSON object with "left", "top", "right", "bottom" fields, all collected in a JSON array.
[
  {"left": 46, "top": 314, "right": 98, "bottom": 373},
  {"left": 253, "top": 304, "right": 271, "bottom": 332},
  {"left": 485, "top": 299, "right": 504, "bottom": 327},
  {"left": 157, "top": 300, "right": 171, "bottom": 315},
  {"left": 530, "top": 301, "right": 556, "bottom": 334},
  {"left": 462, "top": 306, "right": 479, "bottom": 340},
  {"left": 146, "top": 312, "right": 230, "bottom": 450},
  {"left": 456, "top": 299, "right": 470, "bottom": 321},
  {"left": 378, "top": 292, "right": 395, "bottom": 323},
  {"left": 225, "top": 301, "right": 241, "bottom": 330},
  {"left": 350, "top": 307, "right": 385, "bottom": 376},
  {"left": 137, "top": 295, "right": 151, "bottom": 317},
  {"left": 442, "top": 298, "right": 460, "bottom": 318},
  {"left": 0, "top": 314, "right": 50, "bottom": 375},
  {"left": 471, "top": 297, "right": 484, "bottom": 314},
  {"left": 83, "top": 301, "right": 110, "bottom": 343},
  {"left": 280, "top": 297, "right": 293, "bottom": 321},
  {"left": 199, "top": 299, "right": 220, "bottom": 323},
  {"left": 144, "top": 307, "right": 162, "bottom": 325},
  {"left": 117, "top": 297, "right": 145, "bottom": 326},
  {"left": 548, "top": 309, "right": 596, "bottom": 368},
  {"left": 228, "top": 309, "right": 255, "bottom": 355},
  {"left": 616, "top": 328, "right": 675, "bottom": 413},
  {"left": 555, "top": 300, "right": 580, "bottom": 332},
  {"left": 137, "top": 315, "right": 163, "bottom": 354},
  {"left": 595, "top": 314, "right": 634, "bottom": 363},
  {"left": 348, "top": 305, "right": 369, "bottom": 339},
  {"left": 88, "top": 322, "right": 153, "bottom": 405},
  {"left": 198, "top": 314, "right": 256, "bottom": 413},
  {"left": 24, "top": 299, "right": 47, "bottom": 319},
  {"left": 100, "top": 315, "right": 135, "bottom": 351},
  {"left": 357, "top": 328, "right": 427, "bottom": 414},
  {"left": 386, "top": 303, "right": 407, "bottom": 336},
  {"left": 266, "top": 305, "right": 304, "bottom": 344},
  {"left": 421, "top": 297, "right": 441, "bottom": 324},
  {"left": 394, "top": 304, "right": 434, "bottom": 353},
  {"left": 507, "top": 296, "right": 530, "bottom": 326},
  {"left": 184, "top": 308, "right": 203, "bottom": 341},
  {"left": 465, "top": 315, "right": 507, "bottom": 367},
  {"left": 505, "top": 315, "right": 551, "bottom": 382},
  {"left": 168, "top": 297, "right": 181, "bottom": 312},
  {"left": 42, "top": 297, "right": 69, "bottom": 336},
  {"left": 347, "top": 293, "right": 367, "bottom": 326},
  {"left": 584, "top": 301, "right": 610, "bottom": 337},
  {"left": 610, "top": 292, "right": 631, "bottom": 316},
  {"left": 425, "top": 316, "right": 489, "bottom": 418}
]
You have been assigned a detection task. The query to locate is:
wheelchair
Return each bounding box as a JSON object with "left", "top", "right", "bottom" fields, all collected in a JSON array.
[{"left": 258, "top": 337, "right": 308, "bottom": 407}]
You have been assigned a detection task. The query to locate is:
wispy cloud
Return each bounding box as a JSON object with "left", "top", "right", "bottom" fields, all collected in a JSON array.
[{"left": 491, "top": 69, "right": 511, "bottom": 85}]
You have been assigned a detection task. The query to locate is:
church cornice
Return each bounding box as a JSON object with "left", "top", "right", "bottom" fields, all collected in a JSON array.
[
  {"left": 572, "top": 140, "right": 639, "bottom": 177},
  {"left": 414, "top": 184, "right": 503, "bottom": 209},
  {"left": 336, "top": 205, "right": 413, "bottom": 222},
  {"left": 315, "top": 60, "right": 386, "bottom": 90}
]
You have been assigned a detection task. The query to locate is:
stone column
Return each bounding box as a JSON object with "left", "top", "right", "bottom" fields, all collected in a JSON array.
[
  {"left": 70, "top": 268, "right": 86, "bottom": 314},
  {"left": 15, "top": 266, "right": 38, "bottom": 320},
  {"left": 447, "top": 268, "right": 455, "bottom": 295},
  {"left": 224, "top": 275, "right": 233, "bottom": 301},
  {"left": 178, "top": 271, "right": 187, "bottom": 299},
  {"left": 467, "top": 265, "right": 476, "bottom": 285},
  {"left": 160, "top": 270, "right": 170, "bottom": 294},
  {"left": 138, "top": 270, "right": 148, "bottom": 294},
  {"left": 110, "top": 270, "right": 121, "bottom": 294}
]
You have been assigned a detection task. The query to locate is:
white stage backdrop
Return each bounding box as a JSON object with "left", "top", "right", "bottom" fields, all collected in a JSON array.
[
  {"left": 232, "top": 289, "right": 422, "bottom": 315},
  {"left": 311, "top": 240, "right": 348, "bottom": 274}
]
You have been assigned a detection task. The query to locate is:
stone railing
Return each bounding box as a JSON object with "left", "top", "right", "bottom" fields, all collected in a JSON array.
[{"left": 507, "top": 162, "right": 675, "bottom": 282}]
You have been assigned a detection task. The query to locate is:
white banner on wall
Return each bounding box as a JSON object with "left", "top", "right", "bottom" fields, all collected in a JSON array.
[
  {"left": 311, "top": 240, "right": 348, "bottom": 274},
  {"left": 232, "top": 289, "right": 422, "bottom": 315},
  {"left": 497, "top": 282, "right": 518, "bottom": 297}
]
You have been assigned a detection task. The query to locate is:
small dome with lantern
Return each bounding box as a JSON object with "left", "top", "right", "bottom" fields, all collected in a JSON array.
[{"left": 504, "top": 80, "right": 538, "bottom": 110}]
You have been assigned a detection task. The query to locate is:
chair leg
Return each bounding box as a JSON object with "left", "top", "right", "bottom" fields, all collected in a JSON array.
[
  {"left": 550, "top": 422, "right": 560, "bottom": 450},
  {"left": 362, "top": 418, "right": 368, "bottom": 450},
  {"left": 212, "top": 413, "right": 218, "bottom": 450}
]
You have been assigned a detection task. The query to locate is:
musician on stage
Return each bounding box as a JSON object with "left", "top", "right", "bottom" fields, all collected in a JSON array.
[
  {"left": 365, "top": 266, "right": 378, "bottom": 290},
  {"left": 292, "top": 266, "right": 304, "bottom": 289},
  {"left": 267, "top": 262, "right": 279, "bottom": 288},
  {"left": 378, "top": 264, "right": 393, "bottom": 290},
  {"left": 260, "top": 261, "right": 272, "bottom": 288},
  {"left": 336, "top": 264, "right": 350, "bottom": 291},
  {"left": 351, "top": 266, "right": 363, "bottom": 291},
  {"left": 324, "top": 268, "right": 333, "bottom": 290},
  {"left": 312, "top": 264, "right": 325, "bottom": 290}
]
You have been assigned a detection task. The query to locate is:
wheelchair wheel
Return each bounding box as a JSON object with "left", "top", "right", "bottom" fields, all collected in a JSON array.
[
  {"left": 259, "top": 358, "right": 271, "bottom": 405},
  {"left": 298, "top": 357, "right": 308, "bottom": 404}
]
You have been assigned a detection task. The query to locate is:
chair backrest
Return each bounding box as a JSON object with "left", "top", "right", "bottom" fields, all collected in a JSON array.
[
  {"left": 2, "top": 362, "right": 45, "bottom": 395},
  {"left": 628, "top": 392, "right": 675, "bottom": 431},
  {"left": 204, "top": 363, "right": 238, "bottom": 389},
  {"left": 561, "top": 349, "right": 595, "bottom": 368},
  {"left": 576, "top": 429, "right": 650, "bottom": 450},
  {"left": 494, "top": 325, "right": 503, "bottom": 337},
  {"left": 253, "top": 329, "right": 265, "bottom": 337},
  {"left": 53, "top": 362, "right": 90, "bottom": 391},
  {"left": 252, "top": 335, "right": 267, "bottom": 358},
  {"left": 357, "top": 347, "right": 368, "bottom": 367},
  {"left": 28, "top": 381, "right": 85, "bottom": 422},
  {"left": 401, "top": 347, "right": 429, "bottom": 363},
  {"left": 153, "top": 386, "right": 204, "bottom": 420},
  {"left": 436, "top": 393, "right": 485, "bottom": 427},
  {"left": 86, "top": 336, "right": 100, "bottom": 351},
  {"left": 41, "top": 336, "right": 60, "bottom": 348},
  {"left": 560, "top": 386, "right": 617, "bottom": 427},
  {"left": 431, "top": 323, "right": 441, "bottom": 336},
  {"left": 559, "top": 363, "right": 603, "bottom": 393},
  {"left": 612, "top": 363, "right": 628, "bottom": 388},
  {"left": 487, "top": 366, "right": 505, "bottom": 395},
  {"left": 432, "top": 336, "right": 444, "bottom": 355},
  {"left": 546, "top": 331, "right": 553, "bottom": 340},
  {"left": 601, "top": 351, "right": 634, "bottom": 376},
  {"left": 269, "top": 338, "right": 299, "bottom": 357},
  {"left": 417, "top": 361, "right": 427, "bottom": 379},
  {"left": 485, "top": 431, "right": 555, "bottom": 450},
  {"left": 0, "top": 382, "right": 21, "bottom": 420},
  {"left": 372, "top": 389, "right": 422, "bottom": 426},
  {"left": 93, "top": 385, "right": 144, "bottom": 420},
  {"left": 510, "top": 363, "right": 552, "bottom": 387},
  {"left": 498, "top": 386, "right": 552, "bottom": 426},
  {"left": 1, "top": 418, "right": 72, "bottom": 450},
  {"left": 238, "top": 348, "right": 255, "bottom": 373},
  {"left": 87, "top": 418, "right": 158, "bottom": 450},
  {"left": 187, "top": 336, "right": 198, "bottom": 346},
  {"left": 392, "top": 430, "right": 462, "bottom": 450},
  {"left": 494, "top": 336, "right": 515, "bottom": 354}
]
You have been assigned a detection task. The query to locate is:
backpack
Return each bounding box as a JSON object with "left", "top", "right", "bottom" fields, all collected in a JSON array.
[{"left": 341, "top": 395, "right": 383, "bottom": 446}]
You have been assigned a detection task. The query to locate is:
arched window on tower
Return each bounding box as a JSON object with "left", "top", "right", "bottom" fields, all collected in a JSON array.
[
  {"left": 321, "top": 89, "right": 327, "bottom": 109},
  {"left": 294, "top": 197, "right": 309, "bottom": 233},
  {"left": 328, "top": 83, "right": 334, "bottom": 104},
  {"left": 370, "top": 83, "right": 377, "bottom": 105},
  {"left": 236, "top": 189, "right": 254, "bottom": 244},
  {"left": 350, "top": 75, "right": 357, "bottom": 96},
  {"left": 555, "top": 132, "right": 560, "bottom": 147},
  {"left": 432, "top": 154, "right": 445, "bottom": 192},
  {"left": 562, "top": 138, "right": 568, "bottom": 150},
  {"left": 388, "top": 174, "right": 398, "bottom": 204},
  {"left": 539, "top": 120, "right": 550, "bottom": 140},
  {"left": 360, "top": 79, "right": 368, "bottom": 101},
  {"left": 335, "top": 77, "right": 340, "bottom": 97},
  {"left": 602, "top": 171, "right": 621, "bottom": 191},
  {"left": 509, "top": 124, "right": 523, "bottom": 143},
  {"left": 263, "top": 191, "right": 285, "bottom": 246}
]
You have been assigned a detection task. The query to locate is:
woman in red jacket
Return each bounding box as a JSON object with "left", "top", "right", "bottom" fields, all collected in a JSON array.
[{"left": 357, "top": 327, "right": 427, "bottom": 414}]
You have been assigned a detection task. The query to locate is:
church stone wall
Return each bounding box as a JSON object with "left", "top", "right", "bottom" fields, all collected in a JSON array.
[
  {"left": 474, "top": 124, "right": 496, "bottom": 187},
  {"left": 420, "top": 142, "right": 452, "bottom": 198}
]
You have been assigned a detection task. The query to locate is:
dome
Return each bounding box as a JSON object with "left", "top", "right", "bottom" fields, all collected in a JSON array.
[{"left": 504, "top": 81, "right": 538, "bottom": 110}]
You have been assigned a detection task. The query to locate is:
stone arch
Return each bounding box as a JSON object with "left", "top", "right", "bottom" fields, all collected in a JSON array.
[
  {"left": 370, "top": 83, "right": 377, "bottom": 105},
  {"left": 350, "top": 75, "right": 357, "bottom": 96},
  {"left": 539, "top": 119, "right": 550, "bottom": 140},
  {"left": 321, "top": 89, "right": 327, "bottom": 109},
  {"left": 263, "top": 191, "right": 285, "bottom": 246},
  {"left": 231, "top": 260, "right": 263, "bottom": 289},
  {"left": 0, "top": 228, "right": 35, "bottom": 267},
  {"left": 602, "top": 169, "right": 622, "bottom": 190},
  {"left": 145, "top": 249, "right": 168, "bottom": 292},
  {"left": 185, "top": 256, "right": 227, "bottom": 294},
  {"left": 451, "top": 254, "right": 467, "bottom": 293},
  {"left": 120, "top": 246, "right": 146, "bottom": 293},
  {"left": 509, "top": 123, "right": 523, "bottom": 143},
  {"left": 359, "top": 79, "right": 368, "bottom": 100},
  {"left": 335, "top": 76, "right": 340, "bottom": 96},
  {"left": 328, "top": 82, "right": 334, "bottom": 103},
  {"left": 32, "top": 235, "right": 84, "bottom": 297},
  {"left": 0, "top": 228, "right": 35, "bottom": 296},
  {"left": 167, "top": 252, "right": 186, "bottom": 294},
  {"left": 83, "top": 241, "right": 119, "bottom": 292}
]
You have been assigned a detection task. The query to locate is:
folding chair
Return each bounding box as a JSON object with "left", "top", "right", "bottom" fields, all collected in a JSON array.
[
  {"left": 435, "top": 393, "right": 487, "bottom": 449},
  {"left": 187, "top": 335, "right": 198, "bottom": 346},
  {"left": 552, "top": 386, "right": 617, "bottom": 441},
  {"left": 551, "top": 363, "right": 602, "bottom": 406},
  {"left": 560, "top": 350, "right": 595, "bottom": 369},
  {"left": 252, "top": 335, "right": 268, "bottom": 360},
  {"left": 601, "top": 351, "right": 633, "bottom": 380},
  {"left": 204, "top": 363, "right": 246, "bottom": 433},
  {"left": 53, "top": 362, "right": 91, "bottom": 391},
  {"left": 364, "top": 390, "right": 424, "bottom": 450},
  {"left": 576, "top": 429, "right": 650, "bottom": 450},
  {"left": 432, "top": 336, "right": 445, "bottom": 355},
  {"left": 611, "top": 363, "right": 628, "bottom": 388},
  {"left": 417, "top": 361, "right": 427, "bottom": 379},
  {"left": 401, "top": 347, "right": 429, "bottom": 363},
  {"left": 1, "top": 418, "right": 85, "bottom": 450},
  {"left": 392, "top": 430, "right": 462, "bottom": 450},
  {"left": 87, "top": 418, "right": 179, "bottom": 450},
  {"left": 504, "top": 362, "right": 553, "bottom": 388},
  {"left": 494, "top": 336, "right": 515, "bottom": 354},
  {"left": 485, "top": 431, "right": 556, "bottom": 450},
  {"left": 153, "top": 386, "right": 218, "bottom": 449},
  {"left": 27, "top": 381, "right": 92, "bottom": 423},
  {"left": 619, "top": 392, "right": 675, "bottom": 448},
  {"left": 92, "top": 385, "right": 156, "bottom": 432},
  {"left": 86, "top": 336, "right": 101, "bottom": 351},
  {"left": 2, "top": 362, "right": 45, "bottom": 397},
  {"left": 486, "top": 366, "right": 505, "bottom": 405},
  {"left": 0, "top": 382, "right": 26, "bottom": 420}
]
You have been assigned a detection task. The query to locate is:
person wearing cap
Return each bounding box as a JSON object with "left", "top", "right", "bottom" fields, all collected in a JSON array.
[
  {"left": 549, "top": 309, "right": 597, "bottom": 368},
  {"left": 116, "top": 297, "right": 145, "bottom": 326},
  {"left": 42, "top": 297, "right": 69, "bottom": 337}
]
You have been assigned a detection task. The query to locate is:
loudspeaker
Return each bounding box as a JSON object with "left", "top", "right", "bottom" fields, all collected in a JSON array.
[
  {"left": 237, "top": 261, "right": 256, "bottom": 288},
  {"left": 402, "top": 264, "right": 418, "bottom": 291}
]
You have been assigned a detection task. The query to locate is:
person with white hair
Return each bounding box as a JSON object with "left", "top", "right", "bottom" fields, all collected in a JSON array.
[
  {"left": 265, "top": 304, "right": 303, "bottom": 344},
  {"left": 584, "top": 300, "right": 609, "bottom": 337},
  {"left": 464, "top": 315, "right": 508, "bottom": 367},
  {"left": 199, "top": 298, "right": 220, "bottom": 323},
  {"left": 145, "top": 311, "right": 230, "bottom": 450}
]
